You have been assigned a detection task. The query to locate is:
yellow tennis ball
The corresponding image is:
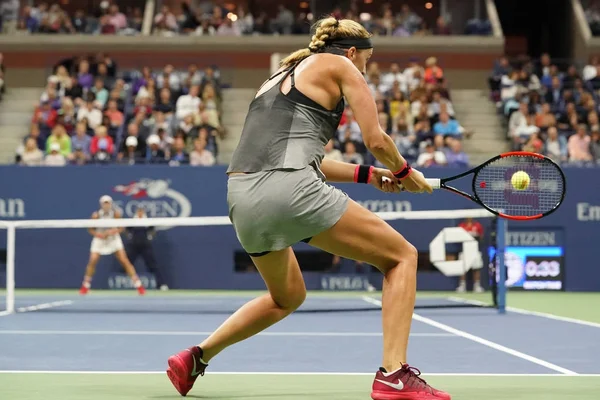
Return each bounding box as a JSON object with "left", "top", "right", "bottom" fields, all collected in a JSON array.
[{"left": 511, "top": 171, "right": 530, "bottom": 190}]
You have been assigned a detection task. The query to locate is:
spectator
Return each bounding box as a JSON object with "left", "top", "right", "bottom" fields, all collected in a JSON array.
[
  {"left": 146, "top": 134, "right": 167, "bottom": 164},
  {"left": 45, "top": 125, "right": 72, "bottom": 157},
  {"left": 342, "top": 141, "right": 364, "bottom": 164},
  {"left": 508, "top": 102, "right": 529, "bottom": 138},
  {"left": 32, "top": 100, "right": 58, "bottom": 134},
  {"left": 44, "top": 143, "right": 67, "bottom": 166},
  {"left": 337, "top": 107, "right": 363, "bottom": 145},
  {"left": 25, "top": 123, "right": 45, "bottom": 150},
  {"left": 270, "top": 5, "right": 294, "bottom": 34},
  {"left": 107, "top": 4, "right": 127, "bottom": 32},
  {"left": 544, "top": 127, "right": 568, "bottom": 163},
  {"left": 92, "top": 78, "right": 109, "bottom": 108},
  {"left": 90, "top": 125, "right": 114, "bottom": 156},
  {"left": 169, "top": 137, "right": 189, "bottom": 166},
  {"left": 65, "top": 76, "right": 84, "bottom": 103},
  {"left": 424, "top": 57, "right": 444, "bottom": 84},
  {"left": 77, "top": 59, "right": 94, "bottom": 90},
  {"left": 154, "top": 5, "right": 178, "bottom": 34},
  {"left": 590, "top": 129, "right": 600, "bottom": 163},
  {"left": 176, "top": 85, "right": 202, "bottom": 120},
  {"left": 444, "top": 138, "right": 469, "bottom": 167},
  {"left": 217, "top": 18, "right": 241, "bottom": 36},
  {"left": 417, "top": 142, "right": 447, "bottom": 167},
  {"left": 535, "top": 103, "right": 557, "bottom": 131},
  {"left": 522, "top": 131, "right": 544, "bottom": 154},
  {"left": 77, "top": 97, "right": 103, "bottom": 129},
  {"left": 433, "top": 16, "right": 451, "bottom": 35},
  {"left": 324, "top": 139, "right": 343, "bottom": 161},
  {"left": 190, "top": 137, "right": 216, "bottom": 166},
  {"left": 105, "top": 100, "right": 124, "bottom": 128},
  {"left": 433, "top": 112, "right": 461, "bottom": 138},
  {"left": 1, "top": 0, "right": 19, "bottom": 34},
  {"left": 20, "top": 138, "right": 44, "bottom": 166},
  {"left": 155, "top": 88, "right": 175, "bottom": 114},
  {"left": 568, "top": 124, "right": 593, "bottom": 162},
  {"left": 72, "top": 122, "right": 92, "bottom": 157},
  {"left": 69, "top": 146, "right": 89, "bottom": 165},
  {"left": 119, "top": 123, "right": 146, "bottom": 159},
  {"left": 71, "top": 9, "right": 88, "bottom": 33},
  {"left": 156, "top": 64, "right": 181, "bottom": 92},
  {"left": 120, "top": 136, "right": 142, "bottom": 164}
]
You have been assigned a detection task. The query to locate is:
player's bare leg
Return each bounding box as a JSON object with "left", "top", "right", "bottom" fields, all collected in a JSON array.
[
  {"left": 166, "top": 248, "right": 305, "bottom": 396},
  {"left": 310, "top": 200, "right": 450, "bottom": 400},
  {"left": 80, "top": 253, "right": 100, "bottom": 295},
  {"left": 199, "top": 248, "right": 305, "bottom": 361},
  {"left": 115, "top": 249, "right": 145, "bottom": 295}
]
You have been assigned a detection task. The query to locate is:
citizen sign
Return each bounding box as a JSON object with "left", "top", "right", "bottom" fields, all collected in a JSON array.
[{"left": 506, "top": 232, "right": 556, "bottom": 246}]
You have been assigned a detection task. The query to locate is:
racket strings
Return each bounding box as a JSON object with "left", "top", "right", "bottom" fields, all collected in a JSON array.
[{"left": 474, "top": 155, "right": 564, "bottom": 217}]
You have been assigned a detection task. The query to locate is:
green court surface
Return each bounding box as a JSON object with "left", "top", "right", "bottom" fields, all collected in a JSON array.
[{"left": 0, "top": 373, "right": 598, "bottom": 400}]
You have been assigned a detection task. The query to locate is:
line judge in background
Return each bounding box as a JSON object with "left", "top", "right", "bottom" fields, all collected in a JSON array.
[
  {"left": 456, "top": 217, "right": 485, "bottom": 293},
  {"left": 80, "top": 195, "right": 146, "bottom": 295},
  {"left": 124, "top": 206, "right": 168, "bottom": 290}
]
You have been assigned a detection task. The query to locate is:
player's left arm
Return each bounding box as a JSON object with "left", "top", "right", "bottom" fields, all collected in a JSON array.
[
  {"left": 320, "top": 158, "right": 400, "bottom": 193},
  {"left": 108, "top": 211, "right": 125, "bottom": 235}
]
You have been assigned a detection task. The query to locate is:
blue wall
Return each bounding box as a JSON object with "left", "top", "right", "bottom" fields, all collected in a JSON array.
[{"left": 0, "top": 166, "right": 598, "bottom": 291}]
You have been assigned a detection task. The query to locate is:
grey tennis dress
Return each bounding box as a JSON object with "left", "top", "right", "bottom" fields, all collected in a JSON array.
[{"left": 226, "top": 61, "right": 350, "bottom": 256}]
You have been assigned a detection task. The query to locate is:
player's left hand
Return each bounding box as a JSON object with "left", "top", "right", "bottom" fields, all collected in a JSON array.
[{"left": 370, "top": 168, "right": 402, "bottom": 193}]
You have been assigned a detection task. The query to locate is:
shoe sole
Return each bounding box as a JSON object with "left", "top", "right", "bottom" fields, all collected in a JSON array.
[
  {"left": 372, "top": 390, "right": 451, "bottom": 400},
  {"left": 167, "top": 356, "right": 193, "bottom": 396}
]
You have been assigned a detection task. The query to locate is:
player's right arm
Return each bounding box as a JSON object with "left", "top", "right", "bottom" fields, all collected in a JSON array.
[
  {"left": 335, "top": 58, "right": 432, "bottom": 194},
  {"left": 88, "top": 212, "right": 105, "bottom": 239}
]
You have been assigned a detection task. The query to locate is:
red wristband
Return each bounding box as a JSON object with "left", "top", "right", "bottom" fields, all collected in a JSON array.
[
  {"left": 393, "top": 162, "right": 412, "bottom": 180},
  {"left": 354, "top": 165, "right": 373, "bottom": 184}
]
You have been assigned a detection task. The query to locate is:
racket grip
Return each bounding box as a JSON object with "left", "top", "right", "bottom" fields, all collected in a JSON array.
[{"left": 426, "top": 178, "right": 441, "bottom": 189}]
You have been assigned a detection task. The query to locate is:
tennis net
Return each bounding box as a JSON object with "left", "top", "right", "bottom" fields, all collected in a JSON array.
[{"left": 0, "top": 208, "right": 507, "bottom": 315}]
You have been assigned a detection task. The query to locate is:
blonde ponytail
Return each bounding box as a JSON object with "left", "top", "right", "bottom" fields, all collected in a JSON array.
[{"left": 279, "top": 17, "right": 371, "bottom": 68}]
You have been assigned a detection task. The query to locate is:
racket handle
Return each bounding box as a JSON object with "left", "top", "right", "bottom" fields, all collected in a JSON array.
[
  {"left": 382, "top": 177, "right": 441, "bottom": 190},
  {"left": 426, "top": 178, "right": 441, "bottom": 189}
]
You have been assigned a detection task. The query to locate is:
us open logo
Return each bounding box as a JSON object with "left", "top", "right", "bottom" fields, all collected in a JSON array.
[{"left": 111, "top": 179, "right": 192, "bottom": 230}]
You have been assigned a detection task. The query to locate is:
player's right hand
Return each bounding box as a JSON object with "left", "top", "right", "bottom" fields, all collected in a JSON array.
[
  {"left": 95, "top": 232, "right": 107, "bottom": 239},
  {"left": 398, "top": 168, "right": 433, "bottom": 194}
]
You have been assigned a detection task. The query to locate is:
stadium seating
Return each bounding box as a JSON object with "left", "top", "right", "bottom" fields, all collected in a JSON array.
[{"left": 489, "top": 53, "right": 600, "bottom": 165}]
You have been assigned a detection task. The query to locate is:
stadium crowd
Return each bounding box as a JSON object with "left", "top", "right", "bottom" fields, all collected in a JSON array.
[
  {"left": 490, "top": 53, "right": 600, "bottom": 164},
  {"left": 13, "top": 1, "right": 143, "bottom": 35},
  {"left": 154, "top": 1, "right": 490, "bottom": 37},
  {"left": 16, "top": 54, "right": 222, "bottom": 166},
  {"left": 326, "top": 56, "right": 470, "bottom": 169}
]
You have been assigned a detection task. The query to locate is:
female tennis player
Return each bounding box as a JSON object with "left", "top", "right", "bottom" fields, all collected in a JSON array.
[
  {"left": 167, "top": 18, "right": 450, "bottom": 400},
  {"left": 79, "top": 195, "right": 145, "bottom": 295}
]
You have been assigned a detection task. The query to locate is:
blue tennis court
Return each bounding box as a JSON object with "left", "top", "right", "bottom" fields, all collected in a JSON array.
[{"left": 0, "top": 291, "right": 599, "bottom": 400}]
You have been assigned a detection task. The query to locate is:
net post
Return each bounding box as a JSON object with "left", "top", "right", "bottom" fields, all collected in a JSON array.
[
  {"left": 6, "top": 224, "right": 16, "bottom": 314},
  {"left": 496, "top": 217, "right": 507, "bottom": 314}
]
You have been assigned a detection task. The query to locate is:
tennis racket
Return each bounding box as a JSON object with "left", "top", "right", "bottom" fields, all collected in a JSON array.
[{"left": 397, "top": 151, "right": 566, "bottom": 221}]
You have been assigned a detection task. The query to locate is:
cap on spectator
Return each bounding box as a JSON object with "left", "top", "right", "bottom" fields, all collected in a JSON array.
[
  {"left": 126, "top": 136, "right": 138, "bottom": 147},
  {"left": 147, "top": 134, "right": 160, "bottom": 145},
  {"left": 50, "top": 142, "right": 60, "bottom": 152},
  {"left": 99, "top": 195, "right": 113, "bottom": 204},
  {"left": 98, "top": 138, "right": 109, "bottom": 150}
]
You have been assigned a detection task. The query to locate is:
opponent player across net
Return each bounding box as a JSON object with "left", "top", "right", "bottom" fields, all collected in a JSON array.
[{"left": 79, "top": 195, "right": 145, "bottom": 295}]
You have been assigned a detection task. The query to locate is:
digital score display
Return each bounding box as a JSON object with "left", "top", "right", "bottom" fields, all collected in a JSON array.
[{"left": 489, "top": 246, "right": 564, "bottom": 291}]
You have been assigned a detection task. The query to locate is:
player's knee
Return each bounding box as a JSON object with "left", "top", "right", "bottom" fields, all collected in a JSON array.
[
  {"left": 384, "top": 242, "right": 418, "bottom": 273},
  {"left": 273, "top": 286, "right": 306, "bottom": 312}
]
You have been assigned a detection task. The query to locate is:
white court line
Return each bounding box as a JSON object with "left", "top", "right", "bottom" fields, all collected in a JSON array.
[
  {"left": 15, "top": 300, "right": 74, "bottom": 313},
  {"left": 0, "top": 371, "right": 599, "bottom": 377},
  {"left": 0, "top": 330, "right": 452, "bottom": 338},
  {"left": 0, "top": 311, "right": 12, "bottom": 317},
  {"left": 448, "top": 296, "right": 600, "bottom": 329},
  {"left": 361, "top": 296, "right": 578, "bottom": 376}
]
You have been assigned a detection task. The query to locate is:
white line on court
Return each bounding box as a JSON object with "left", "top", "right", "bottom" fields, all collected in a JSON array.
[
  {"left": 448, "top": 296, "right": 600, "bottom": 329},
  {"left": 15, "top": 300, "right": 74, "bottom": 313},
  {"left": 0, "top": 311, "right": 11, "bottom": 317},
  {"left": 0, "top": 371, "right": 599, "bottom": 377},
  {"left": 0, "top": 330, "right": 452, "bottom": 338},
  {"left": 361, "top": 296, "right": 578, "bottom": 376}
]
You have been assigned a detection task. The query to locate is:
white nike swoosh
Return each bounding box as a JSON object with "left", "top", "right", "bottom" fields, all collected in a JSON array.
[
  {"left": 187, "top": 350, "right": 202, "bottom": 377},
  {"left": 375, "top": 379, "right": 404, "bottom": 390}
]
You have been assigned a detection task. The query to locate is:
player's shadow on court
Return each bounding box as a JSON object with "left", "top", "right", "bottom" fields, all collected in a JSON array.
[{"left": 151, "top": 393, "right": 356, "bottom": 399}]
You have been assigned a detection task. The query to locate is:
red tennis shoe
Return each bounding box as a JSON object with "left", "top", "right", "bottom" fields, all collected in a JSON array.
[
  {"left": 371, "top": 364, "right": 451, "bottom": 400},
  {"left": 166, "top": 346, "right": 208, "bottom": 396}
]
